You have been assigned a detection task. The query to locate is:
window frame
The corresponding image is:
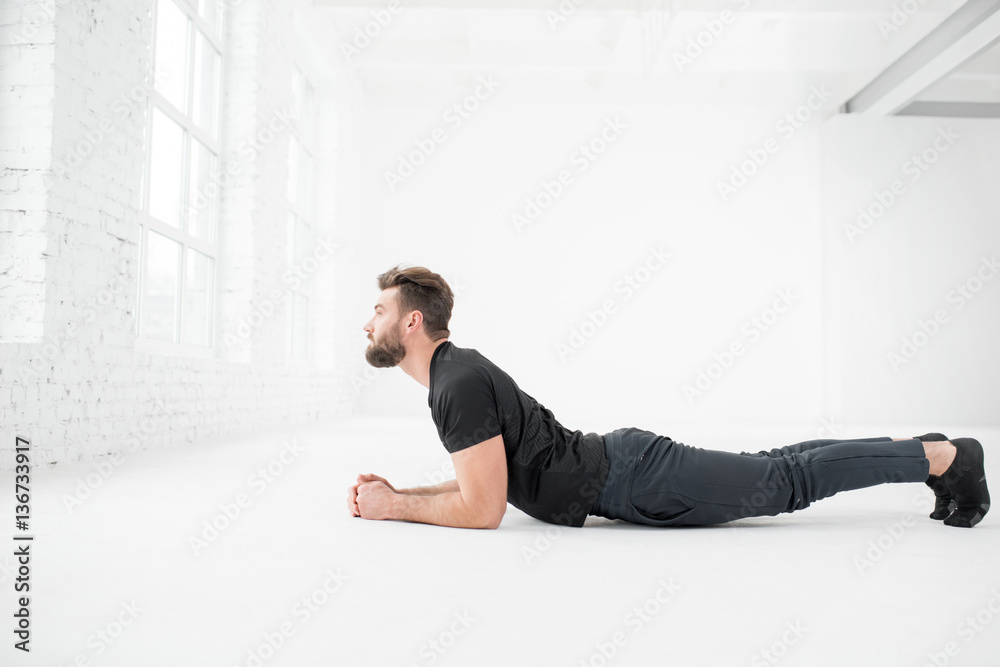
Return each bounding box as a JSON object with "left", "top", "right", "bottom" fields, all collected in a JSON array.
[
  {"left": 285, "top": 64, "right": 317, "bottom": 363},
  {"left": 136, "top": 0, "right": 223, "bottom": 358}
]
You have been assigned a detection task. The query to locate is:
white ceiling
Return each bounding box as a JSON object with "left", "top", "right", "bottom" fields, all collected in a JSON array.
[{"left": 308, "top": 0, "right": 997, "bottom": 112}]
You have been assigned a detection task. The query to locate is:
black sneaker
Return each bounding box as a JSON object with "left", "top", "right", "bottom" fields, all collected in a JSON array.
[{"left": 941, "top": 437, "right": 990, "bottom": 528}]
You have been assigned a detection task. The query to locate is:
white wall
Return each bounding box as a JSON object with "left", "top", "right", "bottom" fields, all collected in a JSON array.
[
  {"left": 351, "top": 79, "right": 835, "bottom": 440},
  {"left": 0, "top": 0, "right": 362, "bottom": 468},
  {"left": 822, "top": 114, "right": 1000, "bottom": 428},
  {"left": 349, "top": 79, "right": 999, "bottom": 437}
]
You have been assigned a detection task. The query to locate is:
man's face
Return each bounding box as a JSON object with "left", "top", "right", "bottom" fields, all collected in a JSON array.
[{"left": 363, "top": 288, "right": 407, "bottom": 368}]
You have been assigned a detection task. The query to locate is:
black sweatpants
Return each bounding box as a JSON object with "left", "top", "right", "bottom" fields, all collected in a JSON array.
[{"left": 589, "top": 427, "right": 931, "bottom": 526}]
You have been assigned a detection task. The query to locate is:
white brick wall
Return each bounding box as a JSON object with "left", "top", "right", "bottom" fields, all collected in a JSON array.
[
  {"left": 0, "top": 0, "right": 56, "bottom": 343},
  {"left": 0, "top": 0, "right": 362, "bottom": 468}
]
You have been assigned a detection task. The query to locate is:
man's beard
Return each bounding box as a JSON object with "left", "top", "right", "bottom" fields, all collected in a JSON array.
[{"left": 365, "top": 326, "right": 406, "bottom": 368}]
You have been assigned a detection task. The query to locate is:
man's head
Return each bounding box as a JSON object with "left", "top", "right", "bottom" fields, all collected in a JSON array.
[{"left": 363, "top": 265, "right": 454, "bottom": 368}]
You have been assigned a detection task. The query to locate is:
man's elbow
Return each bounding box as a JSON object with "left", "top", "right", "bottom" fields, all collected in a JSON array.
[{"left": 473, "top": 505, "right": 506, "bottom": 530}]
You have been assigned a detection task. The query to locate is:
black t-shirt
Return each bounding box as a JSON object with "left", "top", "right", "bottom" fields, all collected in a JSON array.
[{"left": 427, "top": 340, "right": 609, "bottom": 527}]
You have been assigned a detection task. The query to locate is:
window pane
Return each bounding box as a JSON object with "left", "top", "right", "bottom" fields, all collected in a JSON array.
[
  {"left": 286, "top": 135, "right": 300, "bottom": 205},
  {"left": 198, "top": 0, "right": 221, "bottom": 39},
  {"left": 302, "top": 81, "right": 315, "bottom": 140},
  {"left": 181, "top": 248, "right": 213, "bottom": 346},
  {"left": 291, "top": 67, "right": 304, "bottom": 122},
  {"left": 286, "top": 213, "right": 296, "bottom": 268},
  {"left": 155, "top": 0, "right": 190, "bottom": 113},
  {"left": 135, "top": 225, "right": 144, "bottom": 337},
  {"left": 291, "top": 293, "right": 308, "bottom": 359},
  {"left": 149, "top": 107, "right": 185, "bottom": 227},
  {"left": 295, "top": 216, "right": 309, "bottom": 265},
  {"left": 286, "top": 296, "right": 293, "bottom": 358},
  {"left": 187, "top": 138, "right": 216, "bottom": 242},
  {"left": 298, "top": 151, "right": 313, "bottom": 215},
  {"left": 144, "top": 231, "right": 180, "bottom": 341},
  {"left": 192, "top": 30, "right": 220, "bottom": 137}
]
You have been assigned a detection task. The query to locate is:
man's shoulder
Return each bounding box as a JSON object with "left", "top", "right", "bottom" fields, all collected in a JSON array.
[
  {"left": 435, "top": 354, "right": 492, "bottom": 386},
  {"left": 433, "top": 345, "right": 503, "bottom": 400},
  {"left": 438, "top": 342, "right": 493, "bottom": 372}
]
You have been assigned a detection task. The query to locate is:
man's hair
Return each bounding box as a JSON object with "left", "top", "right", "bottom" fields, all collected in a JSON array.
[{"left": 376, "top": 265, "right": 454, "bottom": 341}]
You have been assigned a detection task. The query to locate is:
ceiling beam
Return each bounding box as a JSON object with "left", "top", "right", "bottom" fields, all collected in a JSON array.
[
  {"left": 843, "top": 0, "right": 1000, "bottom": 115},
  {"left": 896, "top": 100, "right": 1000, "bottom": 117}
]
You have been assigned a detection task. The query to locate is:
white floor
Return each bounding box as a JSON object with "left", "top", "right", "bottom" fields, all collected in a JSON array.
[{"left": 4, "top": 416, "right": 999, "bottom": 667}]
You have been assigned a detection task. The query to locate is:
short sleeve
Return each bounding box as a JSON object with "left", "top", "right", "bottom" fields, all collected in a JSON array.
[{"left": 434, "top": 365, "right": 503, "bottom": 453}]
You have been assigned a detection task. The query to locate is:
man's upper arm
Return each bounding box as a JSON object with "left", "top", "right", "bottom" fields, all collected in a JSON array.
[{"left": 450, "top": 433, "right": 508, "bottom": 529}]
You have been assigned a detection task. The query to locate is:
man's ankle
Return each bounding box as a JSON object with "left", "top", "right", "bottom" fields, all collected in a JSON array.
[{"left": 926, "top": 441, "right": 956, "bottom": 476}]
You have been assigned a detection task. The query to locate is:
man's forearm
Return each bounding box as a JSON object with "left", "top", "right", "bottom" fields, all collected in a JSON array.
[
  {"left": 390, "top": 491, "right": 501, "bottom": 529},
  {"left": 396, "top": 479, "right": 460, "bottom": 496}
]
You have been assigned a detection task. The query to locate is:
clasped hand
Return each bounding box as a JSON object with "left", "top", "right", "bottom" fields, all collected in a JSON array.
[{"left": 347, "top": 473, "right": 396, "bottom": 520}]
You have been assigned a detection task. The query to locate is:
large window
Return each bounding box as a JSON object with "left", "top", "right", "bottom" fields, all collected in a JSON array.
[
  {"left": 138, "top": 0, "right": 222, "bottom": 350},
  {"left": 286, "top": 66, "right": 316, "bottom": 361}
]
